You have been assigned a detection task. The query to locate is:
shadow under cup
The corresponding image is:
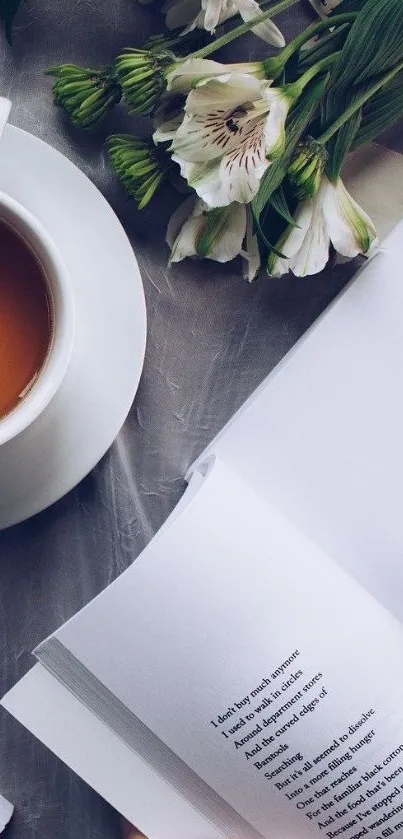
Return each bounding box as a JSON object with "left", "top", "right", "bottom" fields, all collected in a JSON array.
[{"left": 0, "top": 194, "right": 75, "bottom": 447}]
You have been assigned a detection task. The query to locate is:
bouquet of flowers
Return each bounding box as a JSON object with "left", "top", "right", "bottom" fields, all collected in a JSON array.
[{"left": 48, "top": 0, "right": 403, "bottom": 279}]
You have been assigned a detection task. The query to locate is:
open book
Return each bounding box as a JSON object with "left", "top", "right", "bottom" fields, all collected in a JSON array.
[{"left": 3, "top": 216, "right": 403, "bottom": 837}]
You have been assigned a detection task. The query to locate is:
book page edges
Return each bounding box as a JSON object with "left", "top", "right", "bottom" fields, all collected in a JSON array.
[{"left": 1, "top": 664, "right": 225, "bottom": 839}]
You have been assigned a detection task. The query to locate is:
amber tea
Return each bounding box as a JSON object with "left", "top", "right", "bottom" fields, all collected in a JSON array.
[{"left": 0, "top": 220, "right": 52, "bottom": 421}]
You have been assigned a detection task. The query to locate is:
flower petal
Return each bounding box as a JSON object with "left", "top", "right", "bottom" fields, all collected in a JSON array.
[
  {"left": 267, "top": 198, "right": 315, "bottom": 277},
  {"left": 167, "top": 197, "right": 246, "bottom": 263},
  {"left": 215, "top": 0, "right": 239, "bottom": 23},
  {"left": 171, "top": 108, "right": 245, "bottom": 163},
  {"left": 241, "top": 207, "right": 260, "bottom": 281},
  {"left": 153, "top": 113, "right": 184, "bottom": 143},
  {"left": 201, "top": 0, "right": 223, "bottom": 31},
  {"left": 199, "top": 202, "right": 247, "bottom": 261},
  {"left": 262, "top": 87, "right": 291, "bottom": 157},
  {"left": 184, "top": 72, "right": 264, "bottom": 114},
  {"left": 323, "top": 177, "right": 378, "bottom": 257},
  {"left": 167, "top": 59, "right": 231, "bottom": 92},
  {"left": 172, "top": 155, "right": 226, "bottom": 205},
  {"left": 289, "top": 190, "right": 329, "bottom": 276},
  {"left": 167, "top": 196, "right": 206, "bottom": 262},
  {"left": 173, "top": 130, "right": 269, "bottom": 207},
  {"left": 166, "top": 58, "right": 264, "bottom": 93},
  {"left": 267, "top": 199, "right": 326, "bottom": 277},
  {"left": 235, "top": 0, "right": 285, "bottom": 46},
  {"left": 170, "top": 217, "right": 201, "bottom": 261},
  {"left": 153, "top": 97, "right": 185, "bottom": 143},
  {"left": 219, "top": 140, "right": 269, "bottom": 204},
  {"left": 181, "top": 13, "right": 207, "bottom": 34},
  {"left": 166, "top": 195, "right": 198, "bottom": 248}
]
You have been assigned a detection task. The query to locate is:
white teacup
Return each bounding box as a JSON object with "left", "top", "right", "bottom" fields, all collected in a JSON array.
[{"left": 0, "top": 100, "right": 75, "bottom": 447}]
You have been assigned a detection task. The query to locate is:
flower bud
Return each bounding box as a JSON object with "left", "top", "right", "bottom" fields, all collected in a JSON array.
[
  {"left": 115, "top": 49, "right": 175, "bottom": 115},
  {"left": 288, "top": 139, "right": 328, "bottom": 200},
  {"left": 46, "top": 64, "right": 121, "bottom": 131},
  {"left": 107, "top": 134, "right": 170, "bottom": 209}
]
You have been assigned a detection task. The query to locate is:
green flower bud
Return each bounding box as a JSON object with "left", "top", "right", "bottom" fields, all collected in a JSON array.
[
  {"left": 115, "top": 48, "right": 176, "bottom": 115},
  {"left": 46, "top": 64, "right": 122, "bottom": 131},
  {"left": 288, "top": 139, "right": 328, "bottom": 200},
  {"left": 107, "top": 134, "right": 171, "bottom": 209}
]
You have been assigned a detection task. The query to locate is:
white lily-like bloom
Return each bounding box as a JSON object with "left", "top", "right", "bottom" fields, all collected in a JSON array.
[
  {"left": 268, "top": 175, "right": 378, "bottom": 278},
  {"left": 167, "top": 195, "right": 260, "bottom": 279},
  {"left": 163, "top": 0, "right": 285, "bottom": 46},
  {"left": 155, "top": 72, "right": 292, "bottom": 208},
  {"left": 166, "top": 57, "right": 266, "bottom": 94}
]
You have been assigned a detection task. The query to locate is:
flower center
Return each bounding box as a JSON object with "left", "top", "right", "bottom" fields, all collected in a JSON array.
[
  {"left": 225, "top": 105, "right": 248, "bottom": 134},
  {"left": 220, "top": 100, "right": 268, "bottom": 140}
]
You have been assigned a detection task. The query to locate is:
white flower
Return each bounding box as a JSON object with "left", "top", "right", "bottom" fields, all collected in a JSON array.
[
  {"left": 166, "top": 57, "right": 265, "bottom": 94},
  {"left": 155, "top": 72, "right": 292, "bottom": 208},
  {"left": 167, "top": 195, "right": 260, "bottom": 278},
  {"left": 268, "top": 175, "right": 378, "bottom": 278},
  {"left": 163, "top": 0, "right": 285, "bottom": 46}
]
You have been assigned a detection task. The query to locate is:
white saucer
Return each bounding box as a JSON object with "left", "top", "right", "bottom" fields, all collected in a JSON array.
[{"left": 0, "top": 125, "right": 147, "bottom": 530}]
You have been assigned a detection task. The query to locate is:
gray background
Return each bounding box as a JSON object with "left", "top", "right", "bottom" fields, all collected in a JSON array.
[{"left": 0, "top": 2, "right": 401, "bottom": 837}]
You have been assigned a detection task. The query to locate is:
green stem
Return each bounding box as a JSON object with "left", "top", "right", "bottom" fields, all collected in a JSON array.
[
  {"left": 262, "top": 12, "right": 356, "bottom": 77},
  {"left": 188, "top": 0, "right": 299, "bottom": 59},
  {"left": 287, "top": 52, "right": 339, "bottom": 96},
  {"left": 317, "top": 60, "right": 403, "bottom": 144}
]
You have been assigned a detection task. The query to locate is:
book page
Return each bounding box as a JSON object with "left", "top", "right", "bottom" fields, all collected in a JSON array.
[
  {"left": 2, "top": 664, "right": 223, "bottom": 839},
  {"left": 191, "top": 219, "right": 403, "bottom": 624},
  {"left": 37, "top": 458, "right": 403, "bottom": 839}
]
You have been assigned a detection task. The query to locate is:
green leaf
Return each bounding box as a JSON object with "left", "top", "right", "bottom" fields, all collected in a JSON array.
[
  {"left": 328, "top": 0, "right": 403, "bottom": 93},
  {"left": 320, "top": 0, "right": 403, "bottom": 155},
  {"left": 330, "top": 0, "right": 368, "bottom": 11},
  {"left": 0, "top": 0, "right": 22, "bottom": 43},
  {"left": 352, "top": 71, "right": 403, "bottom": 146},
  {"left": 326, "top": 107, "right": 362, "bottom": 179},
  {"left": 252, "top": 160, "right": 287, "bottom": 224},
  {"left": 253, "top": 219, "right": 288, "bottom": 258},
  {"left": 270, "top": 186, "right": 299, "bottom": 226}
]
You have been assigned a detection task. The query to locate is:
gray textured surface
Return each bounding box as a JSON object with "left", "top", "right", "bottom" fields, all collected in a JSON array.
[{"left": 0, "top": 2, "right": 400, "bottom": 838}]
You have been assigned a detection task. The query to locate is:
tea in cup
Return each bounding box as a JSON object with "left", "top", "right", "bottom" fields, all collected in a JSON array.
[{"left": 0, "top": 116, "right": 74, "bottom": 446}]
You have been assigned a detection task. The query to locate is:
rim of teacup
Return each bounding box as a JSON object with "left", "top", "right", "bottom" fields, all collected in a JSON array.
[{"left": 0, "top": 192, "right": 75, "bottom": 447}]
